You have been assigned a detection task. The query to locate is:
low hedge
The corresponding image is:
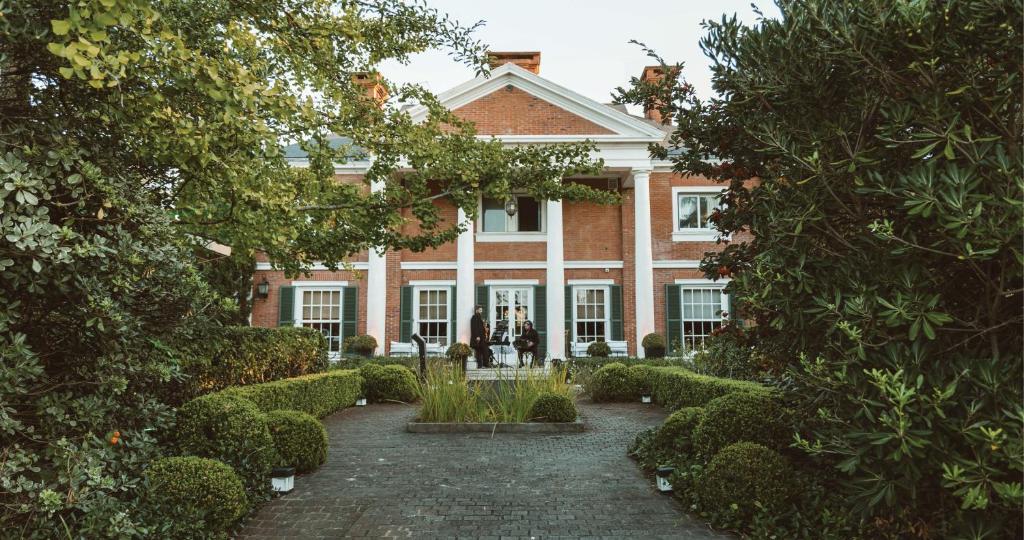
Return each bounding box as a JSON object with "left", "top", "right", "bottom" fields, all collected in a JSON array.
[
  {"left": 529, "top": 392, "right": 577, "bottom": 422},
  {"left": 692, "top": 391, "right": 790, "bottom": 457},
  {"left": 145, "top": 456, "right": 248, "bottom": 537},
  {"left": 175, "top": 326, "right": 329, "bottom": 402},
  {"left": 648, "top": 367, "right": 767, "bottom": 410},
  {"left": 175, "top": 394, "right": 276, "bottom": 499},
  {"left": 358, "top": 364, "right": 417, "bottom": 403},
  {"left": 266, "top": 410, "right": 328, "bottom": 474},
  {"left": 220, "top": 369, "right": 363, "bottom": 418},
  {"left": 696, "top": 442, "right": 796, "bottom": 522}
]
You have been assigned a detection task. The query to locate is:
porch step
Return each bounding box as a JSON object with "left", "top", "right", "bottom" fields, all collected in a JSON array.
[{"left": 466, "top": 366, "right": 552, "bottom": 381}]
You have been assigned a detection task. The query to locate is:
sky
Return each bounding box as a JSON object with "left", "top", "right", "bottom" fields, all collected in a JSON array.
[{"left": 381, "top": 0, "right": 779, "bottom": 113}]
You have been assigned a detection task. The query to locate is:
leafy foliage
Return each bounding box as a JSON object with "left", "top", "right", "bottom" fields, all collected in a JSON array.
[
  {"left": 344, "top": 334, "right": 379, "bottom": 357},
  {"left": 143, "top": 456, "right": 248, "bottom": 538},
  {"left": 265, "top": 410, "right": 328, "bottom": 474},
  {"left": 586, "top": 340, "right": 612, "bottom": 357},
  {"left": 220, "top": 370, "right": 363, "bottom": 418},
  {"left": 647, "top": 367, "right": 766, "bottom": 410},
  {"left": 446, "top": 342, "right": 472, "bottom": 362},
  {"left": 528, "top": 392, "right": 577, "bottom": 423},
  {"left": 641, "top": 333, "right": 666, "bottom": 357},
  {"left": 696, "top": 442, "right": 797, "bottom": 524},
  {"left": 691, "top": 392, "right": 789, "bottom": 457},
  {"left": 617, "top": 1, "right": 1023, "bottom": 535},
  {"left": 358, "top": 364, "right": 418, "bottom": 403}
]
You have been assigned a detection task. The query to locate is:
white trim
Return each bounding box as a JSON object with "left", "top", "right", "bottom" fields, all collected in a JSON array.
[
  {"left": 672, "top": 231, "right": 721, "bottom": 242},
  {"left": 407, "top": 63, "right": 665, "bottom": 140},
  {"left": 567, "top": 279, "right": 615, "bottom": 285},
  {"left": 653, "top": 260, "right": 701, "bottom": 269},
  {"left": 256, "top": 262, "right": 368, "bottom": 271},
  {"left": 566, "top": 260, "right": 624, "bottom": 269},
  {"left": 290, "top": 280, "right": 349, "bottom": 287},
  {"left": 569, "top": 284, "right": 611, "bottom": 343},
  {"left": 476, "top": 232, "right": 547, "bottom": 243},
  {"left": 411, "top": 285, "right": 453, "bottom": 346},
  {"left": 674, "top": 278, "right": 730, "bottom": 285},
  {"left": 483, "top": 279, "right": 540, "bottom": 286},
  {"left": 408, "top": 280, "right": 456, "bottom": 286},
  {"left": 402, "top": 261, "right": 458, "bottom": 270},
  {"left": 476, "top": 261, "right": 546, "bottom": 269}
]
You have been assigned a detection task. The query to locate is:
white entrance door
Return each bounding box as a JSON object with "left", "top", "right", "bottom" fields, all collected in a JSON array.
[{"left": 488, "top": 287, "right": 532, "bottom": 366}]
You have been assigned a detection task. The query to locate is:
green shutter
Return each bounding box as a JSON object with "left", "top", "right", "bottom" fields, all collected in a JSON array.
[
  {"left": 278, "top": 286, "right": 295, "bottom": 326},
  {"left": 342, "top": 286, "right": 357, "bottom": 341},
  {"left": 565, "top": 286, "right": 573, "bottom": 344},
  {"left": 399, "top": 286, "right": 412, "bottom": 342},
  {"left": 449, "top": 286, "right": 456, "bottom": 345},
  {"left": 476, "top": 285, "right": 489, "bottom": 316},
  {"left": 533, "top": 285, "right": 547, "bottom": 359},
  {"left": 610, "top": 285, "right": 623, "bottom": 341},
  {"left": 665, "top": 284, "right": 681, "bottom": 354}
]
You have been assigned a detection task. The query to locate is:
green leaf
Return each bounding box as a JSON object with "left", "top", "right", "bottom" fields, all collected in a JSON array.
[
  {"left": 31, "top": 259, "right": 42, "bottom": 273},
  {"left": 59, "top": 67, "right": 75, "bottom": 79},
  {"left": 46, "top": 42, "right": 65, "bottom": 56},
  {"left": 51, "top": 19, "right": 71, "bottom": 36}
]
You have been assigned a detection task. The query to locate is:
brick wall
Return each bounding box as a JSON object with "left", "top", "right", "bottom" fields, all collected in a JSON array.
[
  {"left": 452, "top": 86, "right": 614, "bottom": 136},
  {"left": 251, "top": 269, "right": 368, "bottom": 333}
]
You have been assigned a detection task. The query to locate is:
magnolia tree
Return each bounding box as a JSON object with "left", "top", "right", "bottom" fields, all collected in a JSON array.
[
  {"left": 618, "top": 0, "right": 1022, "bottom": 537},
  {"left": 0, "top": 0, "right": 610, "bottom": 535}
]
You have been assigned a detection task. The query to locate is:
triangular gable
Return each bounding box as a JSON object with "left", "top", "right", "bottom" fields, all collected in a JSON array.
[{"left": 409, "top": 63, "right": 665, "bottom": 141}]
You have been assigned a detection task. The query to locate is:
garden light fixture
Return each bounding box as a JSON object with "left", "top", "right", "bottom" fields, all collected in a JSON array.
[
  {"left": 256, "top": 278, "right": 270, "bottom": 299},
  {"left": 271, "top": 466, "right": 295, "bottom": 494},
  {"left": 655, "top": 466, "right": 675, "bottom": 493}
]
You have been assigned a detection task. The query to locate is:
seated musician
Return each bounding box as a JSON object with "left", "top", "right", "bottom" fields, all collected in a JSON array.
[{"left": 516, "top": 320, "right": 540, "bottom": 368}]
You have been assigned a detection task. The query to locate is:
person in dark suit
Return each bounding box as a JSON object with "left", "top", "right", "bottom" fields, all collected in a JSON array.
[
  {"left": 517, "top": 320, "right": 540, "bottom": 368},
  {"left": 470, "top": 305, "right": 490, "bottom": 368}
]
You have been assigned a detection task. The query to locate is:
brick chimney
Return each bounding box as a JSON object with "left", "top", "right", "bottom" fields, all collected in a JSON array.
[
  {"left": 488, "top": 51, "right": 541, "bottom": 74},
  {"left": 352, "top": 72, "right": 389, "bottom": 106},
  {"left": 640, "top": 65, "right": 668, "bottom": 123}
]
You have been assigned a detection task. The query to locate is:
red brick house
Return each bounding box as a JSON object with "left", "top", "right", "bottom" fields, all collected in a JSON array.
[{"left": 251, "top": 52, "right": 737, "bottom": 361}]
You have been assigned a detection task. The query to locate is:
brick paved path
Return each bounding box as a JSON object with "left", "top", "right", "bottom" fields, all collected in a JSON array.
[{"left": 238, "top": 401, "right": 729, "bottom": 539}]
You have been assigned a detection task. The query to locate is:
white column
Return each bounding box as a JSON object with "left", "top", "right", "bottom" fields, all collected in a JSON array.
[
  {"left": 365, "top": 180, "right": 387, "bottom": 355},
  {"left": 456, "top": 208, "right": 475, "bottom": 345},
  {"left": 546, "top": 198, "right": 565, "bottom": 361},
  {"left": 633, "top": 168, "right": 656, "bottom": 358}
]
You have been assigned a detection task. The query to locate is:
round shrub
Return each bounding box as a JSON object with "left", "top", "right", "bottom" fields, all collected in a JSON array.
[
  {"left": 654, "top": 406, "right": 703, "bottom": 456},
  {"left": 265, "top": 410, "right": 328, "bottom": 473},
  {"left": 586, "top": 340, "right": 612, "bottom": 357},
  {"left": 446, "top": 342, "right": 472, "bottom": 362},
  {"left": 145, "top": 456, "right": 248, "bottom": 535},
  {"left": 343, "top": 334, "right": 378, "bottom": 357},
  {"left": 642, "top": 333, "right": 666, "bottom": 358},
  {"left": 175, "top": 393, "right": 276, "bottom": 496},
  {"left": 692, "top": 391, "right": 789, "bottom": 457},
  {"left": 529, "top": 392, "right": 577, "bottom": 422},
  {"left": 696, "top": 442, "right": 796, "bottom": 520},
  {"left": 627, "top": 364, "right": 652, "bottom": 394},
  {"left": 359, "top": 364, "right": 417, "bottom": 403},
  {"left": 589, "top": 362, "right": 636, "bottom": 401}
]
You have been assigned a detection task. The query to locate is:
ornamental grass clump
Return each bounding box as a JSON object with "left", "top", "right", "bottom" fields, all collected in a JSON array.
[
  {"left": 415, "top": 363, "right": 486, "bottom": 423},
  {"left": 415, "top": 364, "right": 575, "bottom": 423},
  {"left": 265, "top": 410, "right": 328, "bottom": 474},
  {"left": 486, "top": 366, "right": 572, "bottom": 423},
  {"left": 144, "top": 456, "right": 248, "bottom": 537}
]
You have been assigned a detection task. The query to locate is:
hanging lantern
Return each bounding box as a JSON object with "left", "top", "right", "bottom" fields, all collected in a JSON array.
[
  {"left": 256, "top": 278, "right": 270, "bottom": 299},
  {"left": 504, "top": 197, "right": 518, "bottom": 217}
]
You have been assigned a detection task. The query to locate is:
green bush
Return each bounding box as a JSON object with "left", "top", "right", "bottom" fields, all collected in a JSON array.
[
  {"left": 696, "top": 442, "right": 796, "bottom": 522},
  {"left": 358, "top": 364, "right": 417, "bottom": 403},
  {"left": 642, "top": 333, "right": 666, "bottom": 358},
  {"left": 221, "top": 369, "right": 363, "bottom": 418},
  {"left": 588, "top": 362, "right": 633, "bottom": 401},
  {"left": 529, "top": 392, "right": 577, "bottom": 422},
  {"left": 691, "top": 328, "right": 758, "bottom": 380},
  {"left": 175, "top": 326, "right": 329, "bottom": 402},
  {"left": 265, "top": 410, "right": 328, "bottom": 474},
  {"left": 586, "top": 340, "right": 611, "bottom": 357},
  {"left": 446, "top": 342, "right": 472, "bottom": 363},
  {"left": 692, "top": 392, "right": 789, "bottom": 457},
  {"left": 343, "top": 334, "right": 378, "bottom": 357},
  {"left": 648, "top": 367, "right": 766, "bottom": 410},
  {"left": 655, "top": 406, "right": 703, "bottom": 457},
  {"left": 144, "top": 456, "right": 248, "bottom": 537},
  {"left": 175, "top": 393, "right": 276, "bottom": 498}
]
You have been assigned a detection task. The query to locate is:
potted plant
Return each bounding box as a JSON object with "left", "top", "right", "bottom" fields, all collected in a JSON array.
[
  {"left": 344, "top": 335, "right": 378, "bottom": 358},
  {"left": 446, "top": 342, "right": 472, "bottom": 372},
  {"left": 586, "top": 340, "right": 611, "bottom": 358},
  {"left": 642, "top": 333, "right": 666, "bottom": 359}
]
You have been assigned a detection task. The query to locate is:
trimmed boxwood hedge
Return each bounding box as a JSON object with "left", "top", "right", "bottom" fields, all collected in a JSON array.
[
  {"left": 174, "top": 394, "right": 276, "bottom": 499},
  {"left": 654, "top": 406, "right": 703, "bottom": 457},
  {"left": 696, "top": 442, "right": 796, "bottom": 522},
  {"left": 145, "top": 456, "right": 248, "bottom": 537},
  {"left": 175, "top": 326, "right": 328, "bottom": 402},
  {"left": 586, "top": 341, "right": 612, "bottom": 357},
  {"left": 692, "top": 391, "right": 790, "bottom": 457},
  {"left": 266, "top": 410, "right": 328, "bottom": 473},
  {"left": 529, "top": 392, "right": 577, "bottom": 422},
  {"left": 220, "top": 369, "right": 363, "bottom": 418},
  {"left": 358, "top": 364, "right": 417, "bottom": 403},
  {"left": 648, "top": 367, "right": 767, "bottom": 410}
]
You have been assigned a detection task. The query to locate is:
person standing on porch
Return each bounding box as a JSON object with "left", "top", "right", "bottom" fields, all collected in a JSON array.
[{"left": 470, "top": 305, "right": 490, "bottom": 368}]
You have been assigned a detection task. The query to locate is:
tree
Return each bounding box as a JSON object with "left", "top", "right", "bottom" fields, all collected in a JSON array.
[
  {"left": 617, "top": 1, "right": 1023, "bottom": 537},
  {"left": 1, "top": 0, "right": 610, "bottom": 535}
]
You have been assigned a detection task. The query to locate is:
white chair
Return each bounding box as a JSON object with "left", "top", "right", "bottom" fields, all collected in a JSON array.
[{"left": 389, "top": 341, "right": 415, "bottom": 357}]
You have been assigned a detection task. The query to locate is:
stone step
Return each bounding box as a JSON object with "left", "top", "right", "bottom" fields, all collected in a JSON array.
[{"left": 466, "top": 366, "right": 552, "bottom": 381}]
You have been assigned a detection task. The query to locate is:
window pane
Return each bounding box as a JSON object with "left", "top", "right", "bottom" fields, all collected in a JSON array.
[
  {"left": 482, "top": 198, "right": 507, "bottom": 232},
  {"left": 678, "top": 195, "right": 698, "bottom": 228},
  {"left": 700, "top": 195, "right": 716, "bottom": 229},
  {"left": 517, "top": 196, "right": 541, "bottom": 232}
]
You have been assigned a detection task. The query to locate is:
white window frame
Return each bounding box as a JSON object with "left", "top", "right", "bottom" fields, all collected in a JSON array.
[
  {"left": 571, "top": 285, "right": 611, "bottom": 344},
  {"left": 674, "top": 279, "right": 730, "bottom": 352},
  {"left": 476, "top": 194, "right": 547, "bottom": 242},
  {"left": 487, "top": 285, "right": 535, "bottom": 340},
  {"left": 671, "top": 186, "right": 728, "bottom": 242},
  {"left": 292, "top": 282, "right": 348, "bottom": 359},
  {"left": 412, "top": 286, "right": 452, "bottom": 346}
]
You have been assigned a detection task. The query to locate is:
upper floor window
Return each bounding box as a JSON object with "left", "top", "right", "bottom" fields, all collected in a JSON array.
[
  {"left": 481, "top": 195, "right": 543, "bottom": 233},
  {"left": 672, "top": 188, "right": 725, "bottom": 242}
]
